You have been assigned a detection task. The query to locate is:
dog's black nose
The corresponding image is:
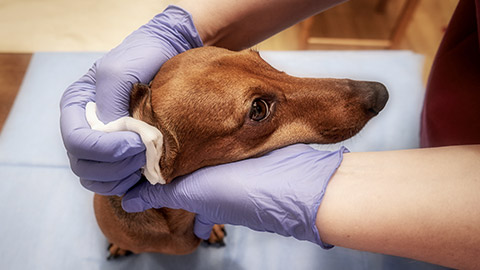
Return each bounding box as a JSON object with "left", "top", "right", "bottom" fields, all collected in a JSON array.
[
  {"left": 361, "top": 81, "right": 389, "bottom": 116},
  {"left": 369, "top": 82, "right": 389, "bottom": 115}
]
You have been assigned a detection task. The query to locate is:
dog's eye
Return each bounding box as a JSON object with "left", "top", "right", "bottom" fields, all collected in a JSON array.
[{"left": 249, "top": 99, "right": 270, "bottom": 121}]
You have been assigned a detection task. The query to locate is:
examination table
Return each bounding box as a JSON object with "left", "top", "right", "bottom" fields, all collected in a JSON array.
[{"left": 0, "top": 51, "right": 451, "bottom": 270}]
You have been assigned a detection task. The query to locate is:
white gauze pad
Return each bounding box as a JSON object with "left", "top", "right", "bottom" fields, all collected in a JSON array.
[{"left": 85, "top": 102, "right": 165, "bottom": 185}]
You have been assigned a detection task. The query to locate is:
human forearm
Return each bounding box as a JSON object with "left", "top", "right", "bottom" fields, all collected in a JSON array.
[
  {"left": 317, "top": 145, "right": 480, "bottom": 269},
  {"left": 177, "top": 0, "right": 347, "bottom": 50}
]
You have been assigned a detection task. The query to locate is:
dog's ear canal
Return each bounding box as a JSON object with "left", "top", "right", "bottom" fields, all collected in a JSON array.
[{"left": 129, "top": 83, "right": 156, "bottom": 126}]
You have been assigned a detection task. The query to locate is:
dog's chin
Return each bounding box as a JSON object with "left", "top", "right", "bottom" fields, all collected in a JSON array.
[{"left": 320, "top": 125, "right": 365, "bottom": 144}]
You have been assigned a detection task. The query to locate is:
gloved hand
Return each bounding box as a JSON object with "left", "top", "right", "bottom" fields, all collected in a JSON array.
[
  {"left": 60, "top": 5, "right": 203, "bottom": 196},
  {"left": 122, "top": 144, "right": 348, "bottom": 248}
]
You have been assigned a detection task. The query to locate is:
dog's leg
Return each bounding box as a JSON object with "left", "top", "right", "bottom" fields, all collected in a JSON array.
[
  {"left": 94, "top": 194, "right": 203, "bottom": 257},
  {"left": 106, "top": 243, "right": 133, "bottom": 260},
  {"left": 204, "top": 224, "right": 227, "bottom": 247}
]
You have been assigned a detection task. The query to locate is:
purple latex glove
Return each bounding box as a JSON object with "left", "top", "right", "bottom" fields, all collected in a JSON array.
[
  {"left": 122, "top": 144, "right": 348, "bottom": 248},
  {"left": 60, "top": 6, "right": 203, "bottom": 196}
]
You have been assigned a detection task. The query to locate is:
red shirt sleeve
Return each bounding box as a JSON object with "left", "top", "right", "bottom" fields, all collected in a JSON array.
[{"left": 420, "top": 0, "right": 480, "bottom": 147}]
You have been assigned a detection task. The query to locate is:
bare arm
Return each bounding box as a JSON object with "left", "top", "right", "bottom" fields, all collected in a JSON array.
[
  {"left": 317, "top": 145, "right": 480, "bottom": 269},
  {"left": 177, "top": 0, "right": 347, "bottom": 50}
]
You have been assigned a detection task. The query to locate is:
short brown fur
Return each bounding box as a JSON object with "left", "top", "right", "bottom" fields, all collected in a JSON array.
[{"left": 94, "top": 46, "right": 388, "bottom": 256}]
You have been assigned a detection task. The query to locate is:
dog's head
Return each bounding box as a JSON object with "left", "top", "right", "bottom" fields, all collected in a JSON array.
[{"left": 130, "top": 47, "right": 388, "bottom": 182}]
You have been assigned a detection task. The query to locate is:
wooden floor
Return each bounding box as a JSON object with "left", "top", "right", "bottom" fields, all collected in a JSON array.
[
  {"left": 0, "top": 0, "right": 458, "bottom": 132},
  {"left": 0, "top": 53, "right": 31, "bottom": 132}
]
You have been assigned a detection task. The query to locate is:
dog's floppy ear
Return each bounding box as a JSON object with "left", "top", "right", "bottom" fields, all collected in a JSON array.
[{"left": 129, "top": 83, "right": 156, "bottom": 127}]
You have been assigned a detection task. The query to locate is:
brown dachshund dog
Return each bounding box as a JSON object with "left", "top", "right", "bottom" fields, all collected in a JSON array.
[{"left": 93, "top": 46, "right": 388, "bottom": 258}]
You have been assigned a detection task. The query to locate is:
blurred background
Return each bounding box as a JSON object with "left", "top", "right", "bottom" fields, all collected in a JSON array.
[{"left": 0, "top": 0, "right": 457, "bottom": 132}]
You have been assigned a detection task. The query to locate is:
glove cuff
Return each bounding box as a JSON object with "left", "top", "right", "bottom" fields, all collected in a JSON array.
[{"left": 304, "top": 146, "right": 349, "bottom": 249}]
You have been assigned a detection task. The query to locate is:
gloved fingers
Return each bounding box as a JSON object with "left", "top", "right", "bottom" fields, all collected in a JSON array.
[
  {"left": 122, "top": 180, "right": 184, "bottom": 212},
  {"left": 68, "top": 151, "right": 146, "bottom": 181},
  {"left": 193, "top": 215, "right": 215, "bottom": 240},
  {"left": 94, "top": 6, "right": 204, "bottom": 123},
  {"left": 80, "top": 170, "right": 142, "bottom": 196},
  {"left": 94, "top": 45, "right": 179, "bottom": 123},
  {"left": 94, "top": 56, "right": 161, "bottom": 123},
  {"left": 94, "top": 15, "right": 195, "bottom": 122},
  {"left": 60, "top": 67, "right": 146, "bottom": 162},
  {"left": 121, "top": 182, "right": 153, "bottom": 213},
  {"left": 60, "top": 65, "right": 97, "bottom": 107},
  {"left": 61, "top": 103, "right": 146, "bottom": 162}
]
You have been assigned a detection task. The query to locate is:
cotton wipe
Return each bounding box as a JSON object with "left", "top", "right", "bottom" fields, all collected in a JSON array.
[{"left": 85, "top": 102, "right": 165, "bottom": 185}]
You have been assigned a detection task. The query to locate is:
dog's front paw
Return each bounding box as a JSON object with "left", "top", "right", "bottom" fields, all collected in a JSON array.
[
  {"left": 203, "top": 224, "right": 226, "bottom": 247},
  {"left": 106, "top": 243, "right": 134, "bottom": 260}
]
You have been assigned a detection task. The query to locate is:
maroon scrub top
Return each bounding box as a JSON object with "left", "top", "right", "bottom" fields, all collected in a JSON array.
[{"left": 421, "top": 0, "right": 480, "bottom": 147}]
